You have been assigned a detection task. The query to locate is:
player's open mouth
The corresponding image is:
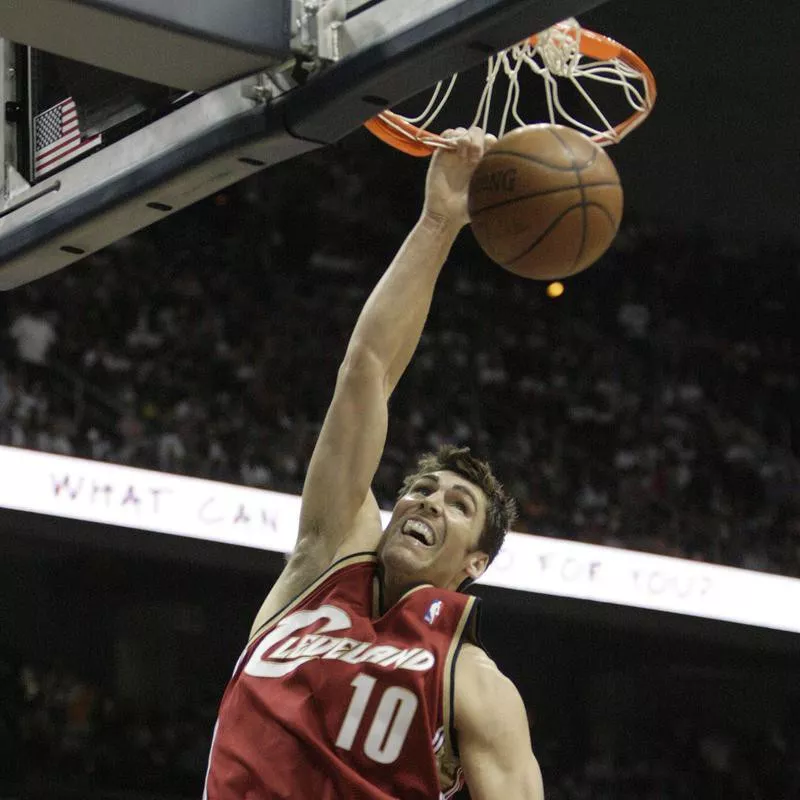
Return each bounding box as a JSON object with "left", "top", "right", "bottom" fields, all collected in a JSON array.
[{"left": 402, "top": 518, "right": 435, "bottom": 547}]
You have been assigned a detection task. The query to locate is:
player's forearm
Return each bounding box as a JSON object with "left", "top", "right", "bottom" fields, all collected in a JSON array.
[{"left": 346, "top": 211, "right": 461, "bottom": 393}]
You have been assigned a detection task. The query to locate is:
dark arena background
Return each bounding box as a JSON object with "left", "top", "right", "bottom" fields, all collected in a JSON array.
[{"left": 1, "top": 1, "right": 799, "bottom": 799}]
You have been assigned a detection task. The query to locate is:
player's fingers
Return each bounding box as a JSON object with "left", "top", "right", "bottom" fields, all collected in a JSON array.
[
  {"left": 439, "top": 127, "right": 468, "bottom": 153},
  {"left": 451, "top": 127, "right": 472, "bottom": 159},
  {"left": 463, "top": 126, "right": 485, "bottom": 163}
]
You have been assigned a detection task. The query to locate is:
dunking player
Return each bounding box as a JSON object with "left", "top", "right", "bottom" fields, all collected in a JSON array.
[{"left": 204, "top": 128, "right": 544, "bottom": 799}]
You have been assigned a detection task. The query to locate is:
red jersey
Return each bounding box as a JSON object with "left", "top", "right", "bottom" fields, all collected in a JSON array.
[{"left": 204, "top": 552, "right": 480, "bottom": 799}]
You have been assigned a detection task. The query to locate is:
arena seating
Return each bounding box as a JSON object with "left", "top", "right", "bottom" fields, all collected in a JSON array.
[{"left": 1, "top": 139, "right": 798, "bottom": 579}]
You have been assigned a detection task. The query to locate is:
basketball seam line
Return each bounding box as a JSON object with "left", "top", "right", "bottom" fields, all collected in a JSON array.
[
  {"left": 548, "top": 126, "right": 586, "bottom": 274},
  {"left": 505, "top": 202, "right": 610, "bottom": 269},
  {"left": 575, "top": 180, "right": 588, "bottom": 273},
  {"left": 505, "top": 204, "right": 581, "bottom": 267},
  {"left": 573, "top": 144, "right": 588, "bottom": 273},
  {"left": 481, "top": 148, "right": 599, "bottom": 172},
  {"left": 470, "top": 182, "right": 619, "bottom": 217},
  {"left": 592, "top": 202, "right": 618, "bottom": 229}
]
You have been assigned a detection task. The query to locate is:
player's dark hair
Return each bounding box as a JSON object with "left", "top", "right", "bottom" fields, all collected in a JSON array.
[{"left": 399, "top": 444, "right": 517, "bottom": 565}]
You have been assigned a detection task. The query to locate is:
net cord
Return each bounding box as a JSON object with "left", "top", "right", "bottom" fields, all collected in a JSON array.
[{"left": 366, "top": 19, "right": 655, "bottom": 153}]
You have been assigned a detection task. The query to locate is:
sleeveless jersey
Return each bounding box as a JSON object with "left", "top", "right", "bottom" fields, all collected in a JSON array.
[{"left": 204, "top": 552, "right": 480, "bottom": 800}]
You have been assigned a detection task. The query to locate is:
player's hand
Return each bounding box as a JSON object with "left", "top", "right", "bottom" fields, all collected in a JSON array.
[{"left": 422, "top": 127, "right": 496, "bottom": 229}]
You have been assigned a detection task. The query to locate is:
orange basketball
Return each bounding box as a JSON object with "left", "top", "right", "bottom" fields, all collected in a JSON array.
[{"left": 468, "top": 124, "right": 623, "bottom": 280}]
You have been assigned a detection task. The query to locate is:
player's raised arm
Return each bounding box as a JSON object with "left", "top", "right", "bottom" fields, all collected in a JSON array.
[
  {"left": 297, "top": 130, "right": 490, "bottom": 556},
  {"left": 248, "top": 129, "right": 492, "bottom": 634},
  {"left": 455, "top": 646, "right": 545, "bottom": 800}
]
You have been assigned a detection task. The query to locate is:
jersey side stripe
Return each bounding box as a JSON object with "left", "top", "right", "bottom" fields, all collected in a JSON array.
[
  {"left": 440, "top": 595, "right": 478, "bottom": 793},
  {"left": 202, "top": 718, "right": 220, "bottom": 800}
]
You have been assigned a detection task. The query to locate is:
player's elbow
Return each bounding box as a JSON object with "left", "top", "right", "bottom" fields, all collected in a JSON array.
[{"left": 338, "top": 343, "right": 388, "bottom": 393}]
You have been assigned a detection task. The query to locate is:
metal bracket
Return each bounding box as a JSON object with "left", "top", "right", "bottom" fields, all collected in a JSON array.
[
  {"left": 291, "top": 0, "right": 346, "bottom": 63},
  {"left": 3, "top": 164, "right": 30, "bottom": 205},
  {"left": 241, "top": 72, "right": 277, "bottom": 103},
  {"left": 241, "top": 63, "right": 300, "bottom": 103}
]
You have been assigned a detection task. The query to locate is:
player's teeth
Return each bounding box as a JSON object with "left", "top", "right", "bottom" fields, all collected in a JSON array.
[{"left": 403, "top": 519, "right": 432, "bottom": 544}]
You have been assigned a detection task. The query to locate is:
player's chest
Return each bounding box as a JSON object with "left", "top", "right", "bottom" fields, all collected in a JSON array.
[
  {"left": 242, "top": 601, "right": 442, "bottom": 685},
  {"left": 232, "top": 591, "right": 458, "bottom": 769}
]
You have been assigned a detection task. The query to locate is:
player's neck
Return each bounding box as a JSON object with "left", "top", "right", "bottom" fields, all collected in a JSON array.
[
  {"left": 379, "top": 567, "right": 465, "bottom": 611},
  {"left": 379, "top": 570, "right": 434, "bottom": 612},
  {"left": 381, "top": 578, "right": 418, "bottom": 611}
]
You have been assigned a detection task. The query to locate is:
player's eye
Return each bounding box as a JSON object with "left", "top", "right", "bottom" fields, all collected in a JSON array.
[
  {"left": 453, "top": 500, "right": 468, "bottom": 514},
  {"left": 413, "top": 484, "right": 432, "bottom": 495}
]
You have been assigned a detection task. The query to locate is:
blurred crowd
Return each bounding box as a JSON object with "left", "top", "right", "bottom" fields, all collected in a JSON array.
[
  {"left": 538, "top": 723, "right": 800, "bottom": 800},
  {"left": 0, "top": 136, "right": 798, "bottom": 576},
  {"left": 2, "top": 650, "right": 797, "bottom": 800},
  {"left": 0, "top": 650, "right": 214, "bottom": 796}
]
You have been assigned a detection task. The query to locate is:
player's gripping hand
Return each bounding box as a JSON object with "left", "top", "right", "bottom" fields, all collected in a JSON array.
[{"left": 422, "top": 127, "right": 497, "bottom": 229}]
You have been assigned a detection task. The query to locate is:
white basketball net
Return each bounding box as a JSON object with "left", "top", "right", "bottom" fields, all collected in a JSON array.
[{"left": 383, "top": 18, "right": 653, "bottom": 148}]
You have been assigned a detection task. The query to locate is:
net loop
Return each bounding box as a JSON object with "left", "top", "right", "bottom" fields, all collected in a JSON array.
[
  {"left": 537, "top": 17, "right": 581, "bottom": 77},
  {"left": 363, "top": 17, "right": 657, "bottom": 156}
]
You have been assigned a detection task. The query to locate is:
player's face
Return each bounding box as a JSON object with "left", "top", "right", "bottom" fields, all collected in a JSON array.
[{"left": 378, "top": 470, "right": 489, "bottom": 590}]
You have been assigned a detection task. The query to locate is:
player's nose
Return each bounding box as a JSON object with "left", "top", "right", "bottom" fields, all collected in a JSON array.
[{"left": 419, "top": 494, "right": 443, "bottom": 516}]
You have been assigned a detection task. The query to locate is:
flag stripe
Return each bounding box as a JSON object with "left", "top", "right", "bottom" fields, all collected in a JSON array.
[
  {"left": 36, "top": 130, "right": 80, "bottom": 160},
  {"left": 36, "top": 135, "right": 101, "bottom": 176}
]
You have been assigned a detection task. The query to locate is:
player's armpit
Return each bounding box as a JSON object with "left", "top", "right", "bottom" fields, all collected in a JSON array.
[
  {"left": 454, "top": 647, "right": 544, "bottom": 800},
  {"left": 249, "top": 492, "right": 382, "bottom": 641}
]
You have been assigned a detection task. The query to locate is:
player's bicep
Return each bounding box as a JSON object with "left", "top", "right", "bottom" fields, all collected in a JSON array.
[
  {"left": 456, "top": 656, "right": 544, "bottom": 800},
  {"left": 299, "top": 346, "right": 388, "bottom": 557}
]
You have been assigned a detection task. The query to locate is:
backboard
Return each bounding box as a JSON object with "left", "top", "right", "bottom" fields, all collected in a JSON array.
[{"left": 0, "top": 0, "right": 609, "bottom": 289}]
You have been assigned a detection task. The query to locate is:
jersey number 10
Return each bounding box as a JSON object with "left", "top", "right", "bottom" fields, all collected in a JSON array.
[{"left": 335, "top": 674, "right": 418, "bottom": 764}]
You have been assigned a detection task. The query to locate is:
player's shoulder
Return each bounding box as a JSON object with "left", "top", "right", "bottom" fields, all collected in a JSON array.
[
  {"left": 247, "top": 548, "right": 378, "bottom": 643},
  {"left": 453, "top": 643, "right": 531, "bottom": 752},
  {"left": 454, "top": 643, "right": 523, "bottom": 720}
]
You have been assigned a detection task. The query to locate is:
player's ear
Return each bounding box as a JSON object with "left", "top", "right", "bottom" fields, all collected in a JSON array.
[{"left": 464, "top": 551, "right": 489, "bottom": 581}]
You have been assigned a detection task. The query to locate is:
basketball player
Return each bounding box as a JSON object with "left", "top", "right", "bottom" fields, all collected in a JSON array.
[{"left": 204, "top": 128, "right": 544, "bottom": 799}]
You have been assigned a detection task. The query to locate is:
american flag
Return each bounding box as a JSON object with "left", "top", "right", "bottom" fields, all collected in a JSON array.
[{"left": 34, "top": 97, "right": 102, "bottom": 178}]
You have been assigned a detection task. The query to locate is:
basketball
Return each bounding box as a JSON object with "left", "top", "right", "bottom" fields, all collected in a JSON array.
[{"left": 468, "top": 124, "right": 623, "bottom": 280}]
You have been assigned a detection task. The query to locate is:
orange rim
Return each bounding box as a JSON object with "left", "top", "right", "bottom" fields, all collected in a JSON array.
[{"left": 364, "top": 27, "right": 657, "bottom": 156}]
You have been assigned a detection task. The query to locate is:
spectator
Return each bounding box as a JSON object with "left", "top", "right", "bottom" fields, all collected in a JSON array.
[
  {"left": 9, "top": 308, "right": 58, "bottom": 370},
  {"left": 0, "top": 145, "right": 797, "bottom": 578}
]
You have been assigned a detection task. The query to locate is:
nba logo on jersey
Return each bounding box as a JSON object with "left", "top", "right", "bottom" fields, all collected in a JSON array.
[{"left": 424, "top": 600, "right": 443, "bottom": 625}]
